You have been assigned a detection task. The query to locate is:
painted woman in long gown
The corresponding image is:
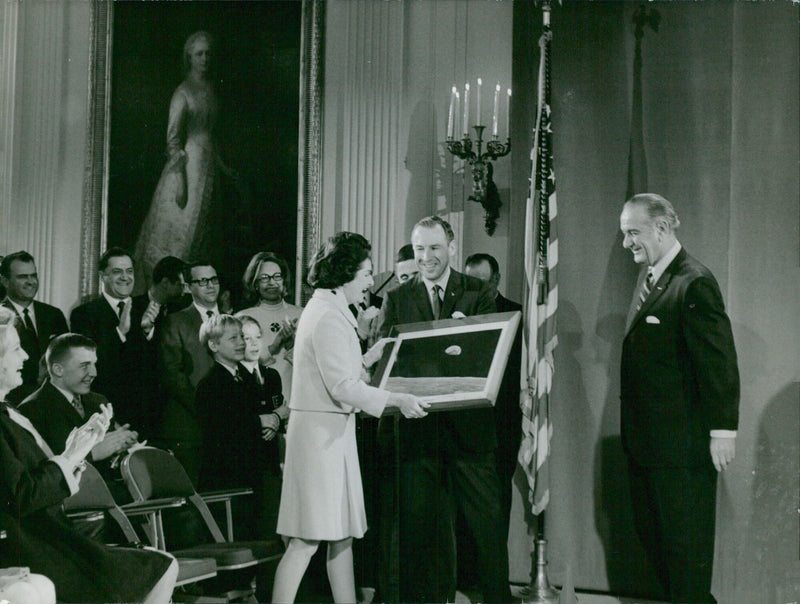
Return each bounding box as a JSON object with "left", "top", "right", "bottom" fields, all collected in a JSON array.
[{"left": 134, "top": 31, "right": 230, "bottom": 286}]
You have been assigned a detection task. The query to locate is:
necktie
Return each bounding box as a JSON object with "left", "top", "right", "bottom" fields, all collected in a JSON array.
[
  {"left": 72, "top": 395, "right": 85, "bottom": 419},
  {"left": 431, "top": 285, "right": 442, "bottom": 320},
  {"left": 22, "top": 307, "right": 37, "bottom": 337},
  {"left": 117, "top": 301, "right": 125, "bottom": 324},
  {"left": 206, "top": 310, "right": 214, "bottom": 320},
  {"left": 636, "top": 269, "right": 655, "bottom": 312},
  {"left": 233, "top": 368, "right": 243, "bottom": 383},
  {"left": 254, "top": 369, "right": 263, "bottom": 386}
]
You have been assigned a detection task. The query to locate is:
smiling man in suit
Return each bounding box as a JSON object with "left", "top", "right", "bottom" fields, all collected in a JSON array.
[
  {"left": 377, "top": 215, "right": 510, "bottom": 604},
  {"left": 156, "top": 260, "right": 220, "bottom": 484},
  {"left": 1, "top": 251, "right": 69, "bottom": 404},
  {"left": 620, "top": 193, "right": 739, "bottom": 603},
  {"left": 70, "top": 248, "right": 148, "bottom": 430}
]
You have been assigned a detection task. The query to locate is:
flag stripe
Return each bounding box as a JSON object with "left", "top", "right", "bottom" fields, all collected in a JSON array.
[{"left": 518, "top": 20, "right": 558, "bottom": 516}]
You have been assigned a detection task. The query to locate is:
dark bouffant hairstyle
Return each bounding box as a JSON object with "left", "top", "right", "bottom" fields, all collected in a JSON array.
[{"left": 307, "top": 232, "right": 371, "bottom": 290}]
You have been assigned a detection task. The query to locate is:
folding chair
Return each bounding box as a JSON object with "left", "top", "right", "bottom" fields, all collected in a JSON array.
[
  {"left": 63, "top": 462, "right": 218, "bottom": 590},
  {"left": 121, "top": 447, "right": 283, "bottom": 600}
]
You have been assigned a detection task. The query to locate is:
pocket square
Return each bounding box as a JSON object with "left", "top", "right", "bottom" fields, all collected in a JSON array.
[{"left": 645, "top": 315, "right": 660, "bottom": 324}]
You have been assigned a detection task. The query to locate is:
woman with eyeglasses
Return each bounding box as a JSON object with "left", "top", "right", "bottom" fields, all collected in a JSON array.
[
  {"left": 0, "top": 307, "right": 178, "bottom": 602},
  {"left": 236, "top": 251, "right": 303, "bottom": 405}
]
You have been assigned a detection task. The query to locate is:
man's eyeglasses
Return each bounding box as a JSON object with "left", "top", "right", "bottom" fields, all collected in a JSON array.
[
  {"left": 256, "top": 273, "right": 284, "bottom": 284},
  {"left": 189, "top": 276, "right": 219, "bottom": 287}
]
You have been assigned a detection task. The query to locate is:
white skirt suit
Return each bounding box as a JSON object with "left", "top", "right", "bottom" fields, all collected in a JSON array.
[{"left": 277, "top": 288, "right": 389, "bottom": 541}]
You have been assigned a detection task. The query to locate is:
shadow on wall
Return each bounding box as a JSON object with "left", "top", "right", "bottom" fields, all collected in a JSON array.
[
  {"left": 592, "top": 230, "right": 665, "bottom": 599},
  {"left": 404, "top": 100, "right": 440, "bottom": 229},
  {"left": 736, "top": 381, "right": 800, "bottom": 602}
]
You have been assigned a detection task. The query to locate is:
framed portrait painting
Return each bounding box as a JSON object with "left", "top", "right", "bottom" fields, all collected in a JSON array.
[
  {"left": 372, "top": 311, "right": 522, "bottom": 412},
  {"left": 81, "top": 1, "right": 325, "bottom": 306}
]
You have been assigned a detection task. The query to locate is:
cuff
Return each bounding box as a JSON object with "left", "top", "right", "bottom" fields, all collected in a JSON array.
[
  {"left": 710, "top": 429, "right": 737, "bottom": 438},
  {"left": 50, "top": 455, "right": 82, "bottom": 495}
]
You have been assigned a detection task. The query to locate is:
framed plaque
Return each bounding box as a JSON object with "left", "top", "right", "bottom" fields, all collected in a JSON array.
[{"left": 373, "top": 311, "right": 521, "bottom": 413}]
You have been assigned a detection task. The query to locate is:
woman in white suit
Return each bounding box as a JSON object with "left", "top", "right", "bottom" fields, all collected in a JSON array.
[{"left": 272, "top": 232, "right": 429, "bottom": 603}]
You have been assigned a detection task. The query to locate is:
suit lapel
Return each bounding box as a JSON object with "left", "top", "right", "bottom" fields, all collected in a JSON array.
[
  {"left": 626, "top": 250, "right": 684, "bottom": 334},
  {"left": 411, "top": 276, "right": 435, "bottom": 321},
  {"left": 439, "top": 271, "right": 462, "bottom": 320}
]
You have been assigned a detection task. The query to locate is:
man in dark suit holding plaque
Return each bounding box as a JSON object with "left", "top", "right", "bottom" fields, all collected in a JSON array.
[
  {"left": 377, "top": 215, "right": 511, "bottom": 603},
  {"left": 0, "top": 251, "right": 69, "bottom": 404},
  {"left": 620, "top": 194, "right": 739, "bottom": 603}
]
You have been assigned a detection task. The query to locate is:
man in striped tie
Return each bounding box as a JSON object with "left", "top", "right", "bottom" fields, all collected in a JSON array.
[{"left": 619, "top": 193, "right": 740, "bottom": 603}]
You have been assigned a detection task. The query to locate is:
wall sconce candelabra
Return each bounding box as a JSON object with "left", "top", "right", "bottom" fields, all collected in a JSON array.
[{"left": 445, "top": 79, "right": 511, "bottom": 235}]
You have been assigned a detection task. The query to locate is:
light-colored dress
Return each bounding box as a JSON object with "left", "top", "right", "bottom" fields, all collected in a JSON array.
[
  {"left": 134, "top": 77, "right": 219, "bottom": 286},
  {"left": 276, "top": 288, "right": 389, "bottom": 541}
]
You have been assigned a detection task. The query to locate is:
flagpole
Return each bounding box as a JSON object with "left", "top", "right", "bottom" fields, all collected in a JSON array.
[{"left": 519, "top": 3, "right": 558, "bottom": 602}]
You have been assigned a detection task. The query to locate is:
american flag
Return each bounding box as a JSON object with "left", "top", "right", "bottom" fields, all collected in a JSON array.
[{"left": 518, "top": 19, "right": 558, "bottom": 516}]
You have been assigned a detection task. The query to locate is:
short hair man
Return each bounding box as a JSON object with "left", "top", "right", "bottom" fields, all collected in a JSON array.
[
  {"left": 394, "top": 243, "right": 419, "bottom": 286},
  {"left": 156, "top": 260, "right": 221, "bottom": 483},
  {"left": 377, "top": 215, "right": 511, "bottom": 603},
  {"left": 464, "top": 253, "right": 522, "bottom": 533},
  {"left": 130, "top": 255, "right": 187, "bottom": 438},
  {"left": 236, "top": 252, "right": 302, "bottom": 405},
  {"left": 70, "top": 247, "right": 148, "bottom": 429},
  {"left": 619, "top": 193, "right": 739, "bottom": 602},
  {"left": 0, "top": 251, "right": 68, "bottom": 403},
  {"left": 20, "top": 334, "right": 138, "bottom": 501}
]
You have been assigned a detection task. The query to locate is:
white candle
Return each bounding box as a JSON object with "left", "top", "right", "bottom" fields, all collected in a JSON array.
[
  {"left": 476, "top": 78, "right": 482, "bottom": 126},
  {"left": 492, "top": 82, "right": 500, "bottom": 137},
  {"left": 447, "top": 86, "right": 456, "bottom": 138},
  {"left": 454, "top": 92, "right": 460, "bottom": 138},
  {"left": 506, "top": 88, "right": 512, "bottom": 139},
  {"left": 463, "top": 82, "right": 470, "bottom": 136}
]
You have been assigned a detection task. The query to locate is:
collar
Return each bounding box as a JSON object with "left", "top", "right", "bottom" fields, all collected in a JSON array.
[
  {"left": 649, "top": 240, "right": 682, "bottom": 284},
  {"left": 421, "top": 266, "right": 451, "bottom": 296},
  {"left": 193, "top": 302, "right": 219, "bottom": 317},
  {"left": 103, "top": 291, "right": 131, "bottom": 313},
  {"left": 241, "top": 360, "right": 259, "bottom": 374},
  {"left": 313, "top": 288, "right": 358, "bottom": 329},
  {"left": 215, "top": 360, "right": 239, "bottom": 376},
  {"left": 6, "top": 298, "right": 33, "bottom": 317},
  {"left": 51, "top": 381, "right": 80, "bottom": 406}
]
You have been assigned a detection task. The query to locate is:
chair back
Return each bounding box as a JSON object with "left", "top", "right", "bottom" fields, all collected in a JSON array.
[
  {"left": 121, "top": 447, "right": 197, "bottom": 500},
  {"left": 122, "top": 447, "right": 227, "bottom": 543},
  {"left": 63, "top": 462, "right": 141, "bottom": 544}
]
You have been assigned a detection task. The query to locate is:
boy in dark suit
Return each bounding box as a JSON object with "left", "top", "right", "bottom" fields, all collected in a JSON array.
[{"left": 196, "top": 314, "right": 280, "bottom": 543}]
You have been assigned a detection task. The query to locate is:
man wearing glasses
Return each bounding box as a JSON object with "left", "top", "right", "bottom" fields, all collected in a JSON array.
[
  {"left": 156, "top": 260, "right": 221, "bottom": 483},
  {"left": 237, "top": 252, "right": 302, "bottom": 406}
]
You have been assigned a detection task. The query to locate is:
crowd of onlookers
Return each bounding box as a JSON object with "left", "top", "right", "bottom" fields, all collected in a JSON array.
[{"left": 0, "top": 218, "right": 525, "bottom": 602}]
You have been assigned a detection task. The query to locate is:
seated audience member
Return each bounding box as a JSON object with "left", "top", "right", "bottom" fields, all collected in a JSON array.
[
  {"left": 236, "top": 252, "right": 302, "bottom": 405},
  {"left": 196, "top": 315, "right": 277, "bottom": 538},
  {"left": 0, "top": 568, "right": 55, "bottom": 604},
  {"left": 70, "top": 248, "right": 148, "bottom": 430},
  {"left": 156, "top": 260, "right": 220, "bottom": 484},
  {"left": 0, "top": 307, "right": 178, "bottom": 603},
  {"left": 132, "top": 255, "right": 187, "bottom": 439},
  {"left": 1, "top": 251, "right": 68, "bottom": 404},
  {"left": 20, "top": 334, "right": 139, "bottom": 503}
]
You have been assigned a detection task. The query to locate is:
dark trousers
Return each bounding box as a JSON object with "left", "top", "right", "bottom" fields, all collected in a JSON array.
[
  {"left": 399, "top": 451, "right": 512, "bottom": 603},
  {"left": 628, "top": 459, "right": 717, "bottom": 603}
]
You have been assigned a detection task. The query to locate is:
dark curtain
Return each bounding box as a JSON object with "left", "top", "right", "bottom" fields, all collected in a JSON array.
[{"left": 510, "top": 2, "right": 800, "bottom": 601}]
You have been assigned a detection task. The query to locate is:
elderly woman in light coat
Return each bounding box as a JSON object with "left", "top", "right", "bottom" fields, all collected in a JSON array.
[{"left": 272, "top": 232, "right": 429, "bottom": 604}]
